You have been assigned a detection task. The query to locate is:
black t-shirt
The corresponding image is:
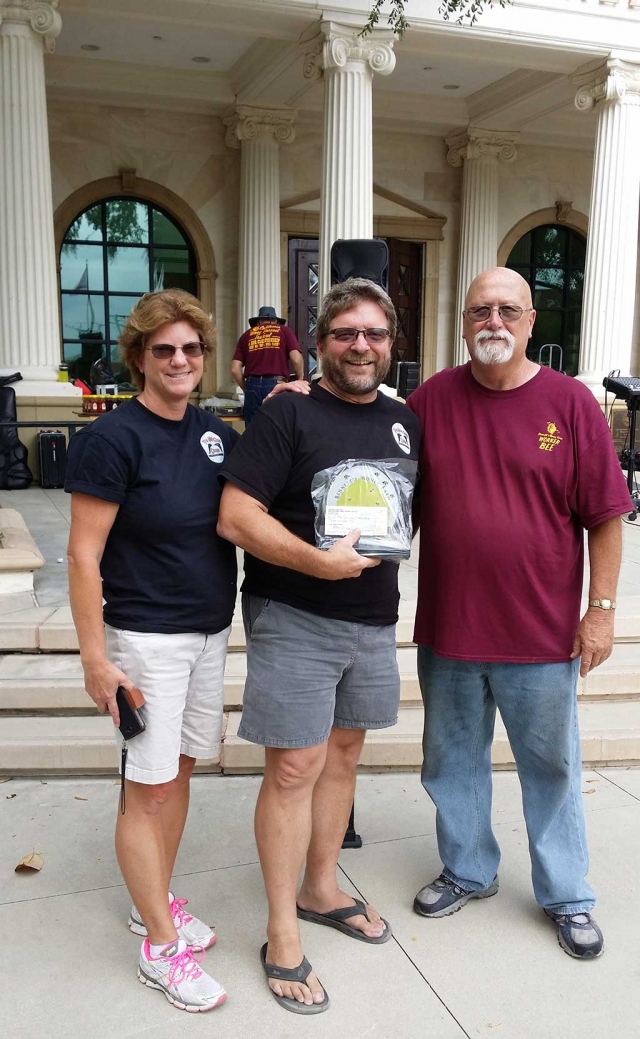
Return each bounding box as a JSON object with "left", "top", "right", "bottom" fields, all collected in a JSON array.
[
  {"left": 65, "top": 398, "right": 239, "bottom": 634},
  {"left": 220, "top": 383, "right": 421, "bottom": 625}
]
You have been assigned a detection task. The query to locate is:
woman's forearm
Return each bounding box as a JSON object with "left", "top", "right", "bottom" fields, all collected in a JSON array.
[{"left": 68, "top": 554, "right": 109, "bottom": 666}]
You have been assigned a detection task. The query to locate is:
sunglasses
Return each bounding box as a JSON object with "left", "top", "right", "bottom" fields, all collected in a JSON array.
[
  {"left": 145, "top": 341, "right": 205, "bottom": 360},
  {"left": 464, "top": 306, "right": 532, "bottom": 323},
  {"left": 326, "top": 327, "right": 391, "bottom": 345}
]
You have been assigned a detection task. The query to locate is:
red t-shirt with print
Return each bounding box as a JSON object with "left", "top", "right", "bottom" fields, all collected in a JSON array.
[
  {"left": 233, "top": 323, "right": 300, "bottom": 378},
  {"left": 406, "top": 363, "right": 632, "bottom": 662}
]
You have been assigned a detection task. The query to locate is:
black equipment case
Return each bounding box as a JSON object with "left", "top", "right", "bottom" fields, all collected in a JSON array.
[{"left": 38, "top": 431, "right": 67, "bottom": 488}]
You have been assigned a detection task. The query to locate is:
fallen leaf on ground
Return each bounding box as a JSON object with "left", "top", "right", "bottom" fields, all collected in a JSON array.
[
  {"left": 586, "top": 779, "right": 599, "bottom": 783},
  {"left": 0, "top": 777, "right": 12, "bottom": 784},
  {"left": 582, "top": 789, "right": 596, "bottom": 794},
  {"left": 74, "top": 796, "right": 88, "bottom": 801},
  {"left": 15, "top": 852, "right": 44, "bottom": 872},
  {"left": 6, "top": 793, "right": 16, "bottom": 799}
]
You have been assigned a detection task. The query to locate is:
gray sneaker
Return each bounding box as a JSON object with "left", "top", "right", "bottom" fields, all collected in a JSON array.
[
  {"left": 414, "top": 872, "right": 499, "bottom": 918},
  {"left": 544, "top": 910, "right": 604, "bottom": 959}
]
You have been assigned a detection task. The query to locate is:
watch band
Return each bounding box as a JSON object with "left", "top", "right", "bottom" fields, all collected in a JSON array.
[{"left": 588, "top": 598, "right": 616, "bottom": 610}]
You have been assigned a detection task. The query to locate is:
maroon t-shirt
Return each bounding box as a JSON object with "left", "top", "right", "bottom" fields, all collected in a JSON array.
[
  {"left": 406, "top": 363, "right": 632, "bottom": 663},
  {"left": 233, "top": 322, "right": 300, "bottom": 378}
]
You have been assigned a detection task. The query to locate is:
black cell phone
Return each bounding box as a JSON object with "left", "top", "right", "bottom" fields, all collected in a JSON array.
[{"left": 116, "top": 686, "right": 146, "bottom": 741}]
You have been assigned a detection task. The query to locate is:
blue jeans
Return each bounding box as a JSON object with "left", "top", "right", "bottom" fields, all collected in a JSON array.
[
  {"left": 243, "top": 376, "right": 280, "bottom": 425},
  {"left": 417, "top": 646, "right": 595, "bottom": 914}
]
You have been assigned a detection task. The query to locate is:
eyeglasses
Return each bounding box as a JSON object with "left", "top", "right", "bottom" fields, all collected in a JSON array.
[
  {"left": 145, "top": 341, "right": 205, "bottom": 360},
  {"left": 326, "top": 327, "right": 391, "bottom": 345},
  {"left": 464, "top": 305, "right": 532, "bottom": 323}
]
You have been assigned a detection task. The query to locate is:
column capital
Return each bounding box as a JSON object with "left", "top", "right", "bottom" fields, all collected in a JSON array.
[
  {"left": 223, "top": 104, "right": 296, "bottom": 150},
  {"left": 574, "top": 55, "right": 640, "bottom": 111},
  {"left": 445, "top": 127, "right": 519, "bottom": 168},
  {"left": 0, "top": 1, "right": 61, "bottom": 52},
  {"left": 303, "top": 21, "right": 396, "bottom": 81}
]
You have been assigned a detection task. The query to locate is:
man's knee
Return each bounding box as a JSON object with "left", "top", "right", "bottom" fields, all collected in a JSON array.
[
  {"left": 265, "top": 745, "right": 327, "bottom": 793},
  {"left": 327, "top": 726, "right": 366, "bottom": 771}
]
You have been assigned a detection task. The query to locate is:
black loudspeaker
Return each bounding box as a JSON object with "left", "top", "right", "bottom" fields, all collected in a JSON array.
[
  {"left": 330, "top": 239, "right": 389, "bottom": 291},
  {"left": 396, "top": 361, "right": 421, "bottom": 400}
]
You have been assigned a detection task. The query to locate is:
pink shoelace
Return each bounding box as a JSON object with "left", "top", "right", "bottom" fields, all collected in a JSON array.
[
  {"left": 166, "top": 946, "right": 204, "bottom": 984},
  {"left": 170, "top": 897, "right": 194, "bottom": 928}
]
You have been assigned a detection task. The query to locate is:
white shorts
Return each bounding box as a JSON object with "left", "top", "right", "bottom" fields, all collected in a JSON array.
[{"left": 105, "top": 624, "right": 231, "bottom": 785}]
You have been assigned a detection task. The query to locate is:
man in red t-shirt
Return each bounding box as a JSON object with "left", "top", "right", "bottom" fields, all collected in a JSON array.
[
  {"left": 231, "top": 306, "right": 303, "bottom": 425},
  {"left": 406, "top": 266, "right": 632, "bottom": 961}
]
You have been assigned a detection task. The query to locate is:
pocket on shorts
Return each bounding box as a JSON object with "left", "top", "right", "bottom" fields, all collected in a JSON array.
[{"left": 241, "top": 594, "right": 271, "bottom": 640}]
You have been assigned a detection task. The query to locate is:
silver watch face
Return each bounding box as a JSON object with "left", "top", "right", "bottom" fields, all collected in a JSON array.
[{"left": 601, "top": 599, "right": 612, "bottom": 609}]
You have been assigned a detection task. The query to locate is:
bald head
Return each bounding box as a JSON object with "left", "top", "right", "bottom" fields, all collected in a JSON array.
[{"left": 465, "top": 267, "right": 532, "bottom": 310}]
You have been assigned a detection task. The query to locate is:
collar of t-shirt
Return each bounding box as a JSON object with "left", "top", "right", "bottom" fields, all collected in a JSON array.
[{"left": 464, "top": 360, "right": 547, "bottom": 399}]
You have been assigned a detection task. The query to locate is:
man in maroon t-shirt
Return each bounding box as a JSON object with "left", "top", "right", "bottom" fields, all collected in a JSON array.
[
  {"left": 231, "top": 306, "right": 303, "bottom": 425},
  {"left": 407, "top": 266, "right": 631, "bottom": 960}
]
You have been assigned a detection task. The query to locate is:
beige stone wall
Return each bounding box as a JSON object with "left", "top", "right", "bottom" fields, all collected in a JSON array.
[
  {"left": 46, "top": 103, "right": 639, "bottom": 379},
  {"left": 48, "top": 100, "right": 240, "bottom": 390}
]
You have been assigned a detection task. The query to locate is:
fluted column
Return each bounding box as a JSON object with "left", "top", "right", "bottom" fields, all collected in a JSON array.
[
  {"left": 225, "top": 104, "right": 296, "bottom": 336},
  {"left": 446, "top": 128, "right": 518, "bottom": 367},
  {"left": 304, "top": 23, "right": 396, "bottom": 299},
  {"left": 574, "top": 56, "right": 640, "bottom": 390},
  {"left": 0, "top": 1, "right": 78, "bottom": 393}
]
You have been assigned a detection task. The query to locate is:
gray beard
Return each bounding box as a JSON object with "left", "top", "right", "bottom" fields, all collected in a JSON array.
[
  {"left": 473, "top": 333, "right": 515, "bottom": 366},
  {"left": 321, "top": 352, "right": 391, "bottom": 396}
]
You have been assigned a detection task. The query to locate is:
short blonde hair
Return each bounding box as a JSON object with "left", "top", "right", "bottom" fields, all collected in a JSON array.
[{"left": 119, "top": 289, "right": 215, "bottom": 390}]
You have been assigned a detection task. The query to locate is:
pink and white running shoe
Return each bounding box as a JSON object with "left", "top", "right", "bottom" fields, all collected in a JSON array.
[
  {"left": 129, "top": 892, "right": 216, "bottom": 950},
  {"left": 138, "top": 938, "right": 227, "bottom": 1012}
]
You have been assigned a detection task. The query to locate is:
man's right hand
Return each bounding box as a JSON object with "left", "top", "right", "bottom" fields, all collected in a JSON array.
[
  {"left": 318, "top": 530, "right": 381, "bottom": 580},
  {"left": 82, "top": 659, "right": 135, "bottom": 728}
]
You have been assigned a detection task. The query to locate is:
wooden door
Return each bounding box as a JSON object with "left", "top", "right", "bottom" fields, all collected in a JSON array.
[
  {"left": 386, "top": 238, "right": 422, "bottom": 382},
  {"left": 288, "top": 237, "right": 319, "bottom": 377}
]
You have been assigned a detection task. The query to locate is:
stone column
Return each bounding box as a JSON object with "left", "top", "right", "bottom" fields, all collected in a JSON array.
[
  {"left": 225, "top": 104, "right": 296, "bottom": 337},
  {"left": 574, "top": 56, "right": 640, "bottom": 390},
  {"left": 446, "top": 128, "right": 518, "bottom": 367},
  {"left": 0, "top": 1, "right": 78, "bottom": 394},
  {"left": 304, "top": 23, "right": 396, "bottom": 299}
]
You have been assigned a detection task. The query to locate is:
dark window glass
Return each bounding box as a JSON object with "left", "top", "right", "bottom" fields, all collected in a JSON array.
[
  {"left": 66, "top": 205, "right": 102, "bottom": 242},
  {"left": 507, "top": 232, "right": 531, "bottom": 267},
  {"left": 153, "top": 210, "right": 187, "bottom": 246},
  {"left": 506, "top": 224, "right": 586, "bottom": 377},
  {"left": 534, "top": 225, "right": 566, "bottom": 267},
  {"left": 60, "top": 244, "right": 104, "bottom": 292},
  {"left": 60, "top": 198, "right": 197, "bottom": 386},
  {"left": 105, "top": 200, "right": 148, "bottom": 244}
]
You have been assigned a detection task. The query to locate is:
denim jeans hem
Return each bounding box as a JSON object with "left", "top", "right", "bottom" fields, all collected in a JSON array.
[
  {"left": 441, "top": 865, "right": 493, "bottom": 893},
  {"left": 543, "top": 900, "right": 596, "bottom": 915}
]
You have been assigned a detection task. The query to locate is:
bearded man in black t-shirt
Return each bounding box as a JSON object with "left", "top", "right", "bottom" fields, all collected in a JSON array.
[{"left": 219, "top": 278, "right": 420, "bottom": 1015}]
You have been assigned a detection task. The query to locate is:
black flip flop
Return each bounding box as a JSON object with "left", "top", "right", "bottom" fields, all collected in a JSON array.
[
  {"left": 296, "top": 898, "right": 392, "bottom": 944},
  {"left": 260, "top": 943, "right": 329, "bottom": 1015}
]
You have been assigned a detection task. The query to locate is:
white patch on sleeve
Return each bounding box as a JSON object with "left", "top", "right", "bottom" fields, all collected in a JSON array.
[
  {"left": 392, "top": 422, "right": 411, "bottom": 454},
  {"left": 200, "top": 431, "right": 225, "bottom": 463}
]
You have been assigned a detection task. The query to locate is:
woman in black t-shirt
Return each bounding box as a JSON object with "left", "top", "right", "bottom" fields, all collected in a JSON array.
[{"left": 66, "top": 290, "right": 234, "bottom": 1013}]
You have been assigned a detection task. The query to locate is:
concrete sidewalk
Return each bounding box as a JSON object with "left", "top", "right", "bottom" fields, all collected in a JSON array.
[{"left": 2, "top": 769, "right": 640, "bottom": 1039}]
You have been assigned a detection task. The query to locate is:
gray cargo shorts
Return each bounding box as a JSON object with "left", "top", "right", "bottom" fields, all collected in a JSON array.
[{"left": 238, "top": 593, "right": 401, "bottom": 749}]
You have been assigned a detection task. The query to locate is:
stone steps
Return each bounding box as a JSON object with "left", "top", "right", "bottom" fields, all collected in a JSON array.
[
  {"left": 1, "top": 642, "right": 639, "bottom": 716},
  {"left": 3, "top": 700, "right": 640, "bottom": 776}
]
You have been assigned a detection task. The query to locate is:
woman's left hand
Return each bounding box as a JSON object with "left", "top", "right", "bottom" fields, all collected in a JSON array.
[{"left": 266, "top": 379, "right": 311, "bottom": 401}]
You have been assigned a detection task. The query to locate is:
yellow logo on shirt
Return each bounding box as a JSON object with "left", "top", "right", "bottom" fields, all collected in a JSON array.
[{"left": 538, "top": 422, "right": 563, "bottom": 452}]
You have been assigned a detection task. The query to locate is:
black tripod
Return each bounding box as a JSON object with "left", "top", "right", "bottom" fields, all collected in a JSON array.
[{"left": 625, "top": 397, "right": 640, "bottom": 521}]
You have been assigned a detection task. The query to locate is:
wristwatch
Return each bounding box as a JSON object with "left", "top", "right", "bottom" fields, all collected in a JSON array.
[{"left": 588, "top": 599, "right": 616, "bottom": 610}]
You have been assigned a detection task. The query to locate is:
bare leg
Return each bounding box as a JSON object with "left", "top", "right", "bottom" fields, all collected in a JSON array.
[
  {"left": 115, "top": 779, "right": 178, "bottom": 946},
  {"left": 255, "top": 744, "right": 328, "bottom": 1006},
  {"left": 158, "top": 754, "right": 195, "bottom": 886},
  {"left": 297, "top": 727, "right": 385, "bottom": 938}
]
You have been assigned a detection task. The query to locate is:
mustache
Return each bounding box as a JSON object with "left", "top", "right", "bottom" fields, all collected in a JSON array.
[{"left": 474, "top": 329, "right": 516, "bottom": 349}]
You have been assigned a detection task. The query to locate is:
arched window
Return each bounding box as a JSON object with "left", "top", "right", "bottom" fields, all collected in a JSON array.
[
  {"left": 506, "top": 224, "right": 585, "bottom": 377},
  {"left": 59, "top": 197, "right": 197, "bottom": 385}
]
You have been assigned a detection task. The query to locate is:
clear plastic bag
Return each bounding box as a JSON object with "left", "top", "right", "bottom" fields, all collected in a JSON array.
[{"left": 311, "top": 458, "right": 417, "bottom": 561}]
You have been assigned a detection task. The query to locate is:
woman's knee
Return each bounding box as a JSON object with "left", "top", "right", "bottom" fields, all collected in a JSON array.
[{"left": 125, "top": 778, "right": 174, "bottom": 813}]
